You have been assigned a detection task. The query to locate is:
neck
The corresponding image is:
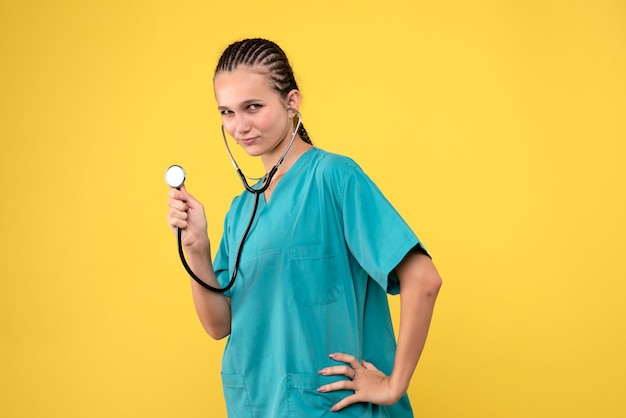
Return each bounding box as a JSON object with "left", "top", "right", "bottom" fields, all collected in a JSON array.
[{"left": 261, "top": 136, "right": 312, "bottom": 176}]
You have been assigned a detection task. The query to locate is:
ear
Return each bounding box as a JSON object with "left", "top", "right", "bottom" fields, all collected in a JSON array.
[{"left": 285, "top": 89, "right": 302, "bottom": 113}]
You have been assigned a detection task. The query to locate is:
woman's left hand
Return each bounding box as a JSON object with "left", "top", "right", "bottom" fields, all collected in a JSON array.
[{"left": 317, "top": 352, "right": 402, "bottom": 412}]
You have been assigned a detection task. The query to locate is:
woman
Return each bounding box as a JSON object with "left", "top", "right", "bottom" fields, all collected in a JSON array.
[{"left": 167, "top": 38, "right": 442, "bottom": 417}]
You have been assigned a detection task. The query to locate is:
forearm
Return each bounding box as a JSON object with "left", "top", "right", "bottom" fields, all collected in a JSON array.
[
  {"left": 185, "top": 245, "right": 232, "bottom": 339},
  {"left": 167, "top": 187, "right": 232, "bottom": 339},
  {"left": 390, "top": 253, "right": 442, "bottom": 399}
]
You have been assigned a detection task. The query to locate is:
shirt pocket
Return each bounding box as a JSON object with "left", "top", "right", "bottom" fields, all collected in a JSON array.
[
  {"left": 221, "top": 372, "right": 253, "bottom": 418},
  {"left": 289, "top": 243, "right": 344, "bottom": 306},
  {"left": 287, "top": 373, "right": 354, "bottom": 417}
]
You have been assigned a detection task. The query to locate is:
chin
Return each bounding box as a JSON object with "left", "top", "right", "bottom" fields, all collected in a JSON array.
[{"left": 241, "top": 145, "right": 265, "bottom": 157}]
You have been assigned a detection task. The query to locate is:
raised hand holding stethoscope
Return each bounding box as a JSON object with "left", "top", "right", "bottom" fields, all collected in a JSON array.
[{"left": 165, "top": 110, "right": 302, "bottom": 293}]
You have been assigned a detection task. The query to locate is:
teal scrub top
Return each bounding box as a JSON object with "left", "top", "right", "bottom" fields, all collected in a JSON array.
[{"left": 213, "top": 148, "right": 425, "bottom": 417}]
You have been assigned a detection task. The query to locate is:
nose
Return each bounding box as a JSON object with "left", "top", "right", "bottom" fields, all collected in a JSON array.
[{"left": 234, "top": 113, "right": 251, "bottom": 137}]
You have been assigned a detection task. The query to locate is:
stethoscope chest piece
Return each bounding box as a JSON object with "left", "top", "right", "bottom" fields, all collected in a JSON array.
[{"left": 165, "top": 165, "right": 186, "bottom": 189}]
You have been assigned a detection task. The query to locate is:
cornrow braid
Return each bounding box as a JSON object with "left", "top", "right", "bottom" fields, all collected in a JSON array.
[{"left": 215, "top": 38, "right": 312, "bottom": 145}]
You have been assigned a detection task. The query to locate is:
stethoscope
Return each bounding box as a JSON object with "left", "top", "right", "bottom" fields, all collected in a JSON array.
[{"left": 165, "top": 109, "right": 302, "bottom": 293}]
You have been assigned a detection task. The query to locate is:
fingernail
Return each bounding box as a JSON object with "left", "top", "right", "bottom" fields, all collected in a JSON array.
[
  {"left": 317, "top": 386, "right": 326, "bottom": 392},
  {"left": 328, "top": 353, "right": 337, "bottom": 358},
  {"left": 318, "top": 369, "right": 327, "bottom": 375}
]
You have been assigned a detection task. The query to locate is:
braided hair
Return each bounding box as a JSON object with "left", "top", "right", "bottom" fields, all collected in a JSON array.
[{"left": 215, "top": 38, "right": 312, "bottom": 145}]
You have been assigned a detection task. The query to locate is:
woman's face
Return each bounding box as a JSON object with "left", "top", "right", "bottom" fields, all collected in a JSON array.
[{"left": 214, "top": 65, "right": 293, "bottom": 159}]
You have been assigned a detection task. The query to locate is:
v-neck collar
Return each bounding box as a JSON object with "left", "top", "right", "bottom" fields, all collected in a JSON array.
[{"left": 260, "top": 147, "right": 316, "bottom": 205}]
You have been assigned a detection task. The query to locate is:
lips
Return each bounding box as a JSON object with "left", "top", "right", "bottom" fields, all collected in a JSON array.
[{"left": 238, "top": 136, "right": 259, "bottom": 145}]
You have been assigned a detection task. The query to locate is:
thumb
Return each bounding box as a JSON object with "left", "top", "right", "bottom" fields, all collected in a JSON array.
[
  {"left": 179, "top": 185, "right": 205, "bottom": 213},
  {"left": 178, "top": 185, "right": 195, "bottom": 203}
]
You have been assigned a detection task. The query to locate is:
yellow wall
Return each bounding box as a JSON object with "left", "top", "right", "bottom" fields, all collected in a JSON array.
[{"left": 1, "top": 1, "right": 624, "bottom": 417}]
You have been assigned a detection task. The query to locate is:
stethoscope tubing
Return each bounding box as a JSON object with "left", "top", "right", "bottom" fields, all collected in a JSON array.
[
  {"left": 177, "top": 192, "right": 260, "bottom": 293},
  {"left": 223, "top": 110, "right": 301, "bottom": 194},
  {"left": 177, "top": 111, "right": 302, "bottom": 293}
]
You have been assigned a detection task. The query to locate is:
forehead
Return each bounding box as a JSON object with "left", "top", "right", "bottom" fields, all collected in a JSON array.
[{"left": 214, "top": 66, "right": 278, "bottom": 106}]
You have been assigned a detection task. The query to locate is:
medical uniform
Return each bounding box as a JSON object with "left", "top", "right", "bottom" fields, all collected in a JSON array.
[{"left": 213, "top": 148, "right": 426, "bottom": 417}]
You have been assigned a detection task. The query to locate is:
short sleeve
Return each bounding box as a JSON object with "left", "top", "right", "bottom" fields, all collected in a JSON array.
[{"left": 340, "top": 165, "right": 427, "bottom": 294}]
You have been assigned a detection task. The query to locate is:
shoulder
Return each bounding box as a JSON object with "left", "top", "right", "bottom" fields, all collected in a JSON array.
[
  {"left": 309, "top": 148, "right": 364, "bottom": 182},
  {"left": 307, "top": 148, "right": 385, "bottom": 209}
]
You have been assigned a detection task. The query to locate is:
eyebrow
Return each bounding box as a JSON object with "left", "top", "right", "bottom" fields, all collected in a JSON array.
[{"left": 217, "top": 98, "right": 263, "bottom": 112}]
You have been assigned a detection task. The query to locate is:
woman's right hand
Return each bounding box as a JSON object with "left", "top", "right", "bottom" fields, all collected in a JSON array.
[{"left": 167, "top": 186, "right": 210, "bottom": 254}]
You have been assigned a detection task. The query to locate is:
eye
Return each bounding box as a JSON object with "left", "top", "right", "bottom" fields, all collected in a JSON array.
[
  {"left": 248, "top": 103, "right": 262, "bottom": 111},
  {"left": 219, "top": 109, "right": 233, "bottom": 116}
]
